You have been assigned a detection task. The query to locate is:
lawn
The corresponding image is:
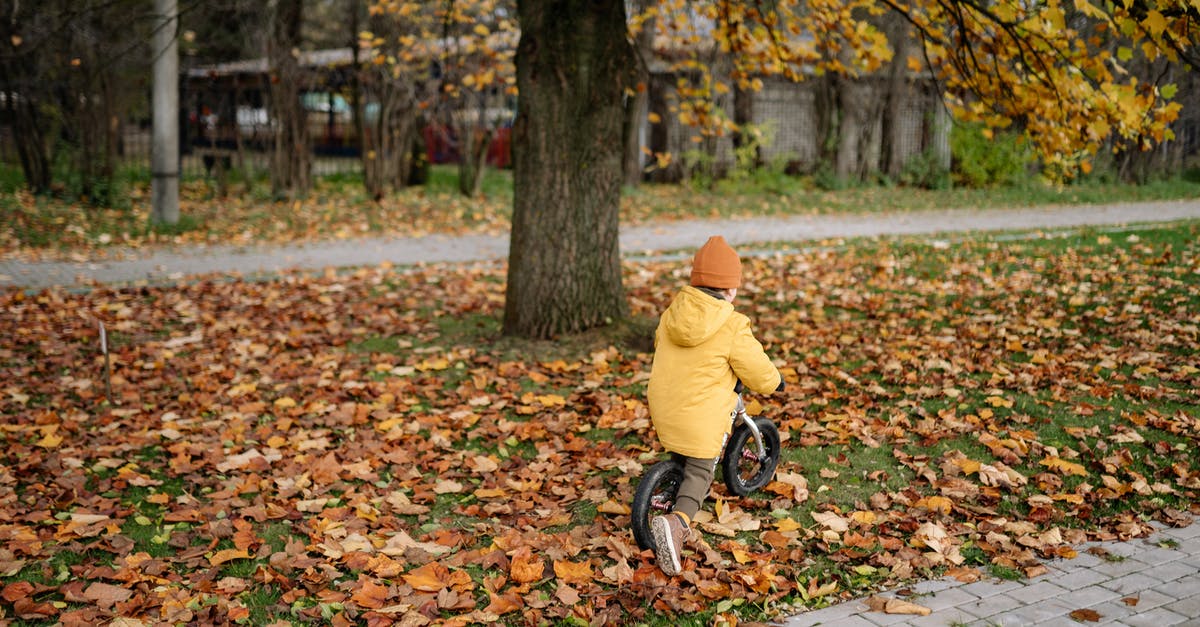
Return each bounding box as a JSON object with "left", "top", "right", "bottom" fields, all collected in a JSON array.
[{"left": 1, "top": 218, "right": 1197, "bottom": 625}]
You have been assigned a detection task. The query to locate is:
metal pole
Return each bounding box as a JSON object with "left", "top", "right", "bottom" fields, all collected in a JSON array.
[{"left": 152, "top": 0, "right": 180, "bottom": 224}]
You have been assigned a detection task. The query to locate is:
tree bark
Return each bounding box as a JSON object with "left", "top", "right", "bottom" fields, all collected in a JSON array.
[
  {"left": 622, "top": 0, "right": 655, "bottom": 187},
  {"left": 835, "top": 76, "right": 862, "bottom": 180},
  {"left": 504, "top": 0, "right": 634, "bottom": 339},
  {"left": 268, "top": 0, "right": 311, "bottom": 198},
  {"left": 363, "top": 83, "right": 416, "bottom": 199},
  {"left": 880, "top": 25, "right": 912, "bottom": 178}
]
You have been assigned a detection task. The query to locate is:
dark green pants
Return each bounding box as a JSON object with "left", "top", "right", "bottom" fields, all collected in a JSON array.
[{"left": 671, "top": 453, "right": 718, "bottom": 520}]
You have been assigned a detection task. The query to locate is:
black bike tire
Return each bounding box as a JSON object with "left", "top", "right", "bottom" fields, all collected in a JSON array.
[
  {"left": 721, "top": 417, "right": 781, "bottom": 496},
  {"left": 631, "top": 459, "right": 684, "bottom": 551}
]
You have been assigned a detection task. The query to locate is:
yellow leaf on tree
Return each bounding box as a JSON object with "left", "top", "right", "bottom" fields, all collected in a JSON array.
[{"left": 1142, "top": 10, "right": 1168, "bottom": 37}]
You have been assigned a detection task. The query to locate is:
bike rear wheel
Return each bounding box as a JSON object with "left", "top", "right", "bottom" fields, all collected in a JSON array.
[
  {"left": 631, "top": 459, "right": 684, "bottom": 551},
  {"left": 721, "top": 417, "right": 781, "bottom": 496}
]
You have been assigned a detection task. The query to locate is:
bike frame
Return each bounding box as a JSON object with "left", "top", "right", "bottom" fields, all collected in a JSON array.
[{"left": 732, "top": 394, "right": 768, "bottom": 461}]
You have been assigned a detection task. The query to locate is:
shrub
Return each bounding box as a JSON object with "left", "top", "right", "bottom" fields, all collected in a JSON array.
[{"left": 951, "top": 123, "right": 1031, "bottom": 188}]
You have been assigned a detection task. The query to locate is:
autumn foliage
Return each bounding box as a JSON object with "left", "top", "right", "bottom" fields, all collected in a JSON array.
[{"left": 2, "top": 224, "right": 1198, "bottom": 624}]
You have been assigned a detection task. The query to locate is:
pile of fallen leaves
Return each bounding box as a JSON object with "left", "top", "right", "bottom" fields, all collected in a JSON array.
[{"left": 1, "top": 223, "right": 1197, "bottom": 625}]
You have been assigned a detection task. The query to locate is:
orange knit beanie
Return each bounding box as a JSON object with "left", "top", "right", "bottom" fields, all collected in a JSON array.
[{"left": 690, "top": 235, "right": 742, "bottom": 289}]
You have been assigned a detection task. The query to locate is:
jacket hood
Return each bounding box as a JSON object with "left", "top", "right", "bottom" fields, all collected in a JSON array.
[{"left": 660, "top": 285, "right": 734, "bottom": 347}]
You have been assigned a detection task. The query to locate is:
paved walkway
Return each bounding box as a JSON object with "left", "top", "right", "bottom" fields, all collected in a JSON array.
[
  {"left": 2, "top": 199, "right": 1199, "bottom": 289},
  {"left": 779, "top": 522, "right": 1200, "bottom": 627},
  {"left": 1, "top": 198, "right": 1198, "bottom": 625}
]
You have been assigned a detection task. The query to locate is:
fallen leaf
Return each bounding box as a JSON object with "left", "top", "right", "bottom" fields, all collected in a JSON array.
[
  {"left": 1069, "top": 608, "right": 1102, "bottom": 622},
  {"left": 866, "top": 595, "right": 932, "bottom": 616}
]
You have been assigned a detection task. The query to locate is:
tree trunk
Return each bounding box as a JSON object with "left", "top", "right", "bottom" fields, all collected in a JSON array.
[
  {"left": 349, "top": 0, "right": 365, "bottom": 166},
  {"left": 456, "top": 94, "right": 495, "bottom": 197},
  {"left": 363, "top": 85, "right": 415, "bottom": 200},
  {"left": 814, "top": 75, "right": 839, "bottom": 168},
  {"left": 622, "top": 0, "right": 655, "bottom": 187},
  {"left": 5, "top": 83, "right": 52, "bottom": 193},
  {"left": 268, "top": 0, "right": 311, "bottom": 199},
  {"left": 732, "top": 83, "right": 758, "bottom": 168},
  {"left": 880, "top": 26, "right": 912, "bottom": 178},
  {"left": 835, "top": 76, "right": 862, "bottom": 180},
  {"left": 458, "top": 126, "right": 494, "bottom": 197},
  {"left": 504, "top": 0, "right": 634, "bottom": 339}
]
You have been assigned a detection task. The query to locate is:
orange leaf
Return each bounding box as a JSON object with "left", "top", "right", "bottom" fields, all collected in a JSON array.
[
  {"left": 509, "top": 546, "right": 544, "bottom": 584},
  {"left": 403, "top": 562, "right": 450, "bottom": 592},
  {"left": 351, "top": 578, "right": 391, "bottom": 609},
  {"left": 209, "top": 548, "right": 250, "bottom": 566},
  {"left": 553, "top": 560, "right": 594, "bottom": 585},
  {"left": 484, "top": 590, "right": 522, "bottom": 615},
  {"left": 1069, "top": 608, "right": 1102, "bottom": 622}
]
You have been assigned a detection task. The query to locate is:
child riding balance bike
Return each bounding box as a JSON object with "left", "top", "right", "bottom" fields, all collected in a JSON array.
[{"left": 638, "top": 235, "right": 785, "bottom": 577}]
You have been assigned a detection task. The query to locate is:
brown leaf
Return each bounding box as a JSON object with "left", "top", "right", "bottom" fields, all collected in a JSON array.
[
  {"left": 2, "top": 581, "right": 35, "bottom": 602},
  {"left": 82, "top": 582, "right": 133, "bottom": 608},
  {"left": 1069, "top": 608, "right": 1102, "bottom": 622},
  {"left": 865, "top": 595, "right": 933, "bottom": 616},
  {"left": 554, "top": 584, "right": 581, "bottom": 606}
]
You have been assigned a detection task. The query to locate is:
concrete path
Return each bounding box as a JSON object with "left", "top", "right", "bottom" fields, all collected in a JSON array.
[
  {"left": 778, "top": 522, "right": 1200, "bottom": 627},
  {"left": 2, "top": 199, "right": 1198, "bottom": 289}
]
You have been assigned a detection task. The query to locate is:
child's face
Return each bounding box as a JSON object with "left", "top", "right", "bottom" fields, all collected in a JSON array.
[{"left": 724, "top": 288, "right": 737, "bottom": 302}]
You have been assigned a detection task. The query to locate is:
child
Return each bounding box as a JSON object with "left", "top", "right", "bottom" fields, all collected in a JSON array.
[{"left": 646, "top": 235, "right": 784, "bottom": 576}]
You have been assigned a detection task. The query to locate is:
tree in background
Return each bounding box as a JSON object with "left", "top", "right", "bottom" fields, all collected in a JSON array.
[
  {"left": 0, "top": 0, "right": 153, "bottom": 201},
  {"left": 267, "top": 0, "right": 311, "bottom": 198},
  {"left": 359, "top": 2, "right": 443, "bottom": 199},
  {"left": 432, "top": 1, "right": 517, "bottom": 197},
  {"left": 360, "top": 0, "right": 516, "bottom": 198}
]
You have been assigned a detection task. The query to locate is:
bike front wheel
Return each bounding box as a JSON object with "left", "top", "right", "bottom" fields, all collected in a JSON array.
[
  {"left": 721, "top": 417, "right": 781, "bottom": 496},
  {"left": 630, "top": 459, "right": 684, "bottom": 551}
]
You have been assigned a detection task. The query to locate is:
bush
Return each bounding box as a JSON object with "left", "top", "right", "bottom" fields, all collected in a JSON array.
[
  {"left": 898, "top": 148, "right": 952, "bottom": 190},
  {"left": 951, "top": 123, "right": 1031, "bottom": 188}
]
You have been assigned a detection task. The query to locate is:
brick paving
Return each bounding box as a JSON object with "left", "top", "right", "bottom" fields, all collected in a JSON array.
[{"left": 778, "top": 522, "right": 1200, "bottom": 627}]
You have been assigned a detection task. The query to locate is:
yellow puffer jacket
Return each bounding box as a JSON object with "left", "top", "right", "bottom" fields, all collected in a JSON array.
[{"left": 647, "top": 286, "right": 782, "bottom": 459}]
